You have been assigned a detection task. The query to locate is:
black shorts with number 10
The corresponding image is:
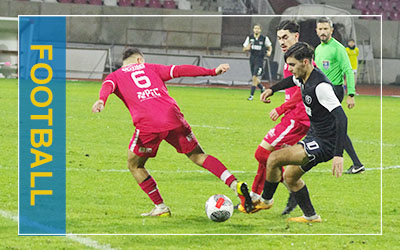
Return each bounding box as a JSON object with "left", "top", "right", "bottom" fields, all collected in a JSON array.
[
  {"left": 249, "top": 56, "right": 264, "bottom": 77},
  {"left": 297, "top": 133, "right": 335, "bottom": 172}
]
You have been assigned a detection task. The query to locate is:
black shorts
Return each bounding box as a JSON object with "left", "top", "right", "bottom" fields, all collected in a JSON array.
[
  {"left": 297, "top": 135, "right": 335, "bottom": 172},
  {"left": 250, "top": 57, "right": 264, "bottom": 77}
]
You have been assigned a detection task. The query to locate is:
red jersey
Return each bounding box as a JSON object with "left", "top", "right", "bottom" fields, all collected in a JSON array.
[
  {"left": 274, "top": 63, "right": 310, "bottom": 126},
  {"left": 99, "top": 63, "right": 216, "bottom": 132}
]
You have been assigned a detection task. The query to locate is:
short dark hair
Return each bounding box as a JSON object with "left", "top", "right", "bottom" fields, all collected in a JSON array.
[
  {"left": 284, "top": 42, "right": 314, "bottom": 62},
  {"left": 253, "top": 23, "right": 262, "bottom": 29},
  {"left": 316, "top": 17, "right": 333, "bottom": 27},
  {"left": 276, "top": 20, "right": 300, "bottom": 33},
  {"left": 348, "top": 38, "right": 355, "bottom": 43},
  {"left": 122, "top": 47, "right": 144, "bottom": 61}
]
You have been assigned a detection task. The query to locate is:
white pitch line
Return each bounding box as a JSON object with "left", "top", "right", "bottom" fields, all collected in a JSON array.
[
  {"left": 0, "top": 209, "right": 118, "bottom": 250},
  {"left": 191, "top": 124, "right": 231, "bottom": 130}
]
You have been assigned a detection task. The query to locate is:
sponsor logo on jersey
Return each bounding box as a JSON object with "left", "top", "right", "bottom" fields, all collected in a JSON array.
[
  {"left": 137, "top": 88, "right": 161, "bottom": 101},
  {"left": 251, "top": 45, "right": 262, "bottom": 50},
  {"left": 322, "top": 60, "right": 330, "bottom": 70}
]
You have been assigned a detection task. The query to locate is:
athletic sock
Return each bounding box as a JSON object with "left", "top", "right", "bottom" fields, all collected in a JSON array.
[
  {"left": 292, "top": 185, "right": 316, "bottom": 217},
  {"left": 139, "top": 176, "right": 163, "bottom": 205},
  {"left": 202, "top": 155, "right": 236, "bottom": 187},
  {"left": 250, "top": 86, "right": 256, "bottom": 96},
  {"left": 252, "top": 162, "right": 266, "bottom": 195},
  {"left": 257, "top": 83, "right": 264, "bottom": 90},
  {"left": 252, "top": 146, "right": 271, "bottom": 195},
  {"left": 344, "top": 135, "right": 363, "bottom": 166},
  {"left": 261, "top": 181, "right": 279, "bottom": 201}
]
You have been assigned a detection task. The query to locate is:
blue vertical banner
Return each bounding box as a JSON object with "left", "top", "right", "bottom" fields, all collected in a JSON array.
[{"left": 19, "top": 16, "right": 66, "bottom": 235}]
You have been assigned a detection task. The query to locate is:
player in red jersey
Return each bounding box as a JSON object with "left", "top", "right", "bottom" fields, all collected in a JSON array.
[
  {"left": 238, "top": 20, "right": 310, "bottom": 215},
  {"left": 91, "top": 48, "right": 253, "bottom": 216}
]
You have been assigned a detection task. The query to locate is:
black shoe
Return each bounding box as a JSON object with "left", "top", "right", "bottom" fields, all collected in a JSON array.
[
  {"left": 345, "top": 165, "right": 365, "bottom": 174},
  {"left": 237, "top": 182, "right": 254, "bottom": 213},
  {"left": 281, "top": 192, "right": 297, "bottom": 215}
]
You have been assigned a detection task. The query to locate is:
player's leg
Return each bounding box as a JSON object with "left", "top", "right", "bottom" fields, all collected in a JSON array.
[
  {"left": 251, "top": 144, "right": 308, "bottom": 213},
  {"left": 283, "top": 165, "right": 321, "bottom": 222},
  {"left": 248, "top": 59, "right": 256, "bottom": 100},
  {"left": 252, "top": 140, "right": 274, "bottom": 200},
  {"left": 128, "top": 130, "right": 171, "bottom": 217},
  {"left": 186, "top": 145, "right": 254, "bottom": 213},
  {"left": 344, "top": 134, "right": 365, "bottom": 174},
  {"left": 255, "top": 59, "right": 265, "bottom": 93},
  {"left": 164, "top": 124, "right": 254, "bottom": 212}
]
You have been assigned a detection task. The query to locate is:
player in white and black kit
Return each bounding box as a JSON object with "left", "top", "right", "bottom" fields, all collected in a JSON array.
[
  {"left": 250, "top": 42, "right": 347, "bottom": 223},
  {"left": 243, "top": 24, "right": 272, "bottom": 101}
]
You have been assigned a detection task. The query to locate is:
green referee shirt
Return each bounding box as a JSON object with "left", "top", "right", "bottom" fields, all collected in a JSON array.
[{"left": 314, "top": 37, "right": 355, "bottom": 95}]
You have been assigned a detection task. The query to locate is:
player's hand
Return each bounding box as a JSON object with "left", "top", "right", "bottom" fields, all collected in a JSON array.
[
  {"left": 243, "top": 44, "right": 251, "bottom": 52},
  {"left": 269, "top": 109, "right": 280, "bottom": 121},
  {"left": 260, "top": 89, "right": 273, "bottom": 103},
  {"left": 266, "top": 51, "right": 272, "bottom": 57},
  {"left": 346, "top": 96, "right": 355, "bottom": 109},
  {"left": 215, "top": 64, "right": 230, "bottom": 75},
  {"left": 332, "top": 156, "right": 343, "bottom": 178},
  {"left": 92, "top": 100, "right": 104, "bottom": 113}
]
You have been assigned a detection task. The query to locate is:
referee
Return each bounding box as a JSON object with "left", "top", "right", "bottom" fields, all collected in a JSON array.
[
  {"left": 243, "top": 24, "right": 272, "bottom": 101},
  {"left": 314, "top": 17, "right": 365, "bottom": 174}
]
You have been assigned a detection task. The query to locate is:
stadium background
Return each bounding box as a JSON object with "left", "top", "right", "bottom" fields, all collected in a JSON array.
[
  {"left": 0, "top": 0, "right": 399, "bottom": 249},
  {"left": 1, "top": 0, "right": 400, "bottom": 89}
]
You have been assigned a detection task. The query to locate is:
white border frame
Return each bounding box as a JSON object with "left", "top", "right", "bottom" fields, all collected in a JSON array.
[{"left": 17, "top": 14, "right": 383, "bottom": 236}]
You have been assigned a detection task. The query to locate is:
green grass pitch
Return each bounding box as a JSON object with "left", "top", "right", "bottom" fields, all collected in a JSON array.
[{"left": 0, "top": 78, "right": 399, "bottom": 249}]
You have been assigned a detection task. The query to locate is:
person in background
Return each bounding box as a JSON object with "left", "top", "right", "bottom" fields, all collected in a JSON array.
[
  {"left": 345, "top": 39, "right": 359, "bottom": 92},
  {"left": 243, "top": 23, "right": 273, "bottom": 101}
]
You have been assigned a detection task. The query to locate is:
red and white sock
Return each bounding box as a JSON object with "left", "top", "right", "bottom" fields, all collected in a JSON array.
[
  {"left": 139, "top": 176, "right": 163, "bottom": 205},
  {"left": 202, "top": 155, "right": 236, "bottom": 187}
]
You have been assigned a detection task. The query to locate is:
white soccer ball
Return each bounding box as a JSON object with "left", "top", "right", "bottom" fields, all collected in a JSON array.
[{"left": 205, "top": 194, "right": 234, "bottom": 222}]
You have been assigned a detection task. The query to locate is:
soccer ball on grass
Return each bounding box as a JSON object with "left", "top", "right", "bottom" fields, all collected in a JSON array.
[{"left": 205, "top": 194, "right": 234, "bottom": 222}]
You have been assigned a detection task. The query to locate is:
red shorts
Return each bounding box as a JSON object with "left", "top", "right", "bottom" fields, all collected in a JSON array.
[
  {"left": 264, "top": 117, "right": 309, "bottom": 150},
  {"left": 128, "top": 123, "right": 199, "bottom": 158}
]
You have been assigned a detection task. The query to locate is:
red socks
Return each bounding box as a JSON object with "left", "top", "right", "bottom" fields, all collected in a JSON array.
[
  {"left": 139, "top": 176, "right": 163, "bottom": 205},
  {"left": 252, "top": 146, "right": 271, "bottom": 195},
  {"left": 202, "top": 155, "right": 236, "bottom": 187}
]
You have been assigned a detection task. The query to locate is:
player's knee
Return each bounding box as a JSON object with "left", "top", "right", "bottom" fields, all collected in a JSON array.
[
  {"left": 283, "top": 171, "right": 297, "bottom": 186},
  {"left": 266, "top": 151, "right": 281, "bottom": 169},
  {"left": 254, "top": 146, "right": 271, "bottom": 165}
]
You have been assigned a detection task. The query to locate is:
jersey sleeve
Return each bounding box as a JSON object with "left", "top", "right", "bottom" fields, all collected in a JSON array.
[
  {"left": 275, "top": 87, "right": 302, "bottom": 116},
  {"left": 265, "top": 36, "right": 272, "bottom": 47},
  {"left": 316, "top": 83, "right": 347, "bottom": 156},
  {"left": 243, "top": 36, "right": 250, "bottom": 47},
  {"left": 171, "top": 65, "right": 216, "bottom": 78},
  {"left": 150, "top": 63, "right": 175, "bottom": 82},
  {"left": 99, "top": 73, "right": 116, "bottom": 105},
  {"left": 270, "top": 76, "right": 296, "bottom": 93},
  {"left": 337, "top": 46, "right": 355, "bottom": 95},
  {"left": 315, "top": 83, "right": 341, "bottom": 112}
]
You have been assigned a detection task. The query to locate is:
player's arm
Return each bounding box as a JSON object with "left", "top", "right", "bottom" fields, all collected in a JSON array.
[
  {"left": 260, "top": 76, "right": 296, "bottom": 103},
  {"left": 91, "top": 78, "right": 116, "bottom": 113},
  {"left": 338, "top": 47, "right": 356, "bottom": 96},
  {"left": 172, "top": 64, "right": 229, "bottom": 78},
  {"left": 271, "top": 87, "right": 302, "bottom": 120},
  {"left": 243, "top": 36, "right": 251, "bottom": 52},
  {"left": 265, "top": 36, "right": 272, "bottom": 57},
  {"left": 315, "top": 83, "right": 348, "bottom": 178}
]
